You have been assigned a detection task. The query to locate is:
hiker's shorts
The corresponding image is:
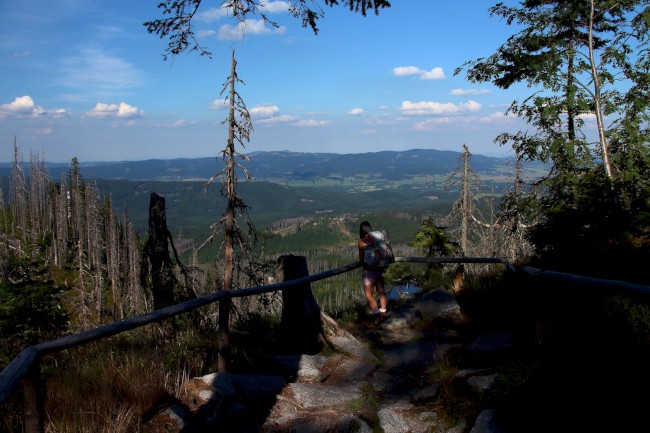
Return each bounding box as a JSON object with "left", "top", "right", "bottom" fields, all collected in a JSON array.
[{"left": 362, "top": 269, "right": 384, "bottom": 286}]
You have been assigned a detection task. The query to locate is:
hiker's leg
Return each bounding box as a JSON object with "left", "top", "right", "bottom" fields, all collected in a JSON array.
[
  {"left": 376, "top": 277, "right": 387, "bottom": 311},
  {"left": 364, "top": 283, "right": 378, "bottom": 311}
]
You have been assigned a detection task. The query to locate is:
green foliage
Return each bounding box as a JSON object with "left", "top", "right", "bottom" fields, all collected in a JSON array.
[
  {"left": 407, "top": 218, "right": 461, "bottom": 288},
  {"left": 409, "top": 217, "right": 459, "bottom": 257},
  {"left": 0, "top": 278, "right": 68, "bottom": 366},
  {"left": 145, "top": 0, "right": 391, "bottom": 59},
  {"left": 528, "top": 170, "right": 650, "bottom": 283},
  {"left": 605, "top": 295, "right": 650, "bottom": 347}
]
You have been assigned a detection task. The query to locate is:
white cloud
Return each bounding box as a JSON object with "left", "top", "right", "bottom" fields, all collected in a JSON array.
[
  {"left": 348, "top": 108, "right": 363, "bottom": 116},
  {"left": 59, "top": 47, "right": 143, "bottom": 97},
  {"left": 209, "top": 99, "right": 228, "bottom": 110},
  {"left": 199, "top": 1, "right": 288, "bottom": 23},
  {"left": 50, "top": 108, "right": 69, "bottom": 118},
  {"left": 294, "top": 119, "right": 329, "bottom": 127},
  {"left": 0, "top": 96, "right": 44, "bottom": 118},
  {"left": 451, "top": 88, "right": 491, "bottom": 96},
  {"left": 260, "top": 1, "right": 290, "bottom": 13},
  {"left": 219, "top": 19, "right": 286, "bottom": 40},
  {"left": 257, "top": 114, "right": 297, "bottom": 124},
  {"left": 393, "top": 66, "right": 446, "bottom": 80},
  {"left": 400, "top": 100, "right": 481, "bottom": 116},
  {"left": 413, "top": 111, "right": 510, "bottom": 131},
  {"left": 251, "top": 104, "right": 280, "bottom": 117},
  {"left": 0, "top": 96, "right": 69, "bottom": 119},
  {"left": 364, "top": 118, "right": 398, "bottom": 126},
  {"left": 116, "top": 103, "right": 143, "bottom": 118},
  {"left": 420, "top": 67, "right": 445, "bottom": 80},
  {"left": 197, "top": 6, "right": 230, "bottom": 23},
  {"left": 84, "top": 102, "right": 143, "bottom": 119},
  {"left": 413, "top": 118, "right": 453, "bottom": 130},
  {"left": 27, "top": 127, "right": 53, "bottom": 135},
  {"left": 152, "top": 119, "right": 187, "bottom": 127},
  {"left": 120, "top": 119, "right": 137, "bottom": 127},
  {"left": 392, "top": 66, "right": 421, "bottom": 76},
  {"left": 197, "top": 29, "right": 217, "bottom": 38}
]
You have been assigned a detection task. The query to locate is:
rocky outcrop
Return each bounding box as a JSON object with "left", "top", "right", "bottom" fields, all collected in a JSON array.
[{"left": 143, "top": 289, "right": 516, "bottom": 433}]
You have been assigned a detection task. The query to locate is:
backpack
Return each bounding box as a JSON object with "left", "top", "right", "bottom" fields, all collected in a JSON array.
[{"left": 363, "top": 230, "right": 395, "bottom": 271}]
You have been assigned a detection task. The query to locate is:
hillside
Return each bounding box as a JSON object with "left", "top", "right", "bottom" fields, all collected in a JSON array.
[
  {"left": 0, "top": 149, "right": 547, "bottom": 256},
  {"left": 97, "top": 179, "right": 454, "bottom": 238},
  {"left": 0, "top": 148, "right": 547, "bottom": 184}
]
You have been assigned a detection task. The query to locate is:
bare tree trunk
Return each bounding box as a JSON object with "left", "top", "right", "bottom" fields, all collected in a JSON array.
[
  {"left": 104, "top": 195, "right": 121, "bottom": 319},
  {"left": 148, "top": 193, "right": 176, "bottom": 310},
  {"left": 54, "top": 173, "right": 68, "bottom": 268},
  {"left": 28, "top": 152, "right": 49, "bottom": 259},
  {"left": 589, "top": 0, "right": 612, "bottom": 178},
  {"left": 10, "top": 139, "right": 27, "bottom": 248},
  {"left": 124, "top": 215, "right": 144, "bottom": 315},
  {"left": 218, "top": 52, "right": 239, "bottom": 373},
  {"left": 460, "top": 144, "right": 470, "bottom": 253}
]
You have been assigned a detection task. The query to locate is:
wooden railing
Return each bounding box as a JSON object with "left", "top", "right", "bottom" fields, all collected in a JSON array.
[
  {"left": 506, "top": 264, "right": 650, "bottom": 299},
  {"left": 4, "top": 256, "right": 649, "bottom": 433}
]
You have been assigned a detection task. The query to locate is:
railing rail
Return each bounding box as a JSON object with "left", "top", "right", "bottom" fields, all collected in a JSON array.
[
  {"left": 0, "top": 259, "right": 364, "bottom": 404},
  {"left": 507, "top": 264, "right": 650, "bottom": 298},
  {"left": 6, "top": 255, "right": 649, "bottom": 432}
]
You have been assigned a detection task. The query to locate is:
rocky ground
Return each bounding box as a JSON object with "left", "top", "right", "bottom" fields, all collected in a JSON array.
[{"left": 142, "top": 288, "right": 527, "bottom": 433}]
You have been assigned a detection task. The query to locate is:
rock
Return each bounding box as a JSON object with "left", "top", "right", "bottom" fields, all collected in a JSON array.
[
  {"left": 469, "top": 409, "right": 506, "bottom": 433},
  {"left": 267, "top": 354, "right": 331, "bottom": 382},
  {"left": 326, "top": 358, "right": 377, "bottom": 384},
  {"left": 461, "top": 332, "right": 515, "bottom": 367},
  {"left": 261, "top": 413, "right": 372, "bottom": 433},
  {"left": 284, "top": 382, "right": 364, "bottom": 409},
  {"left": 378, "top": 400, "right": 440, "bottom": 433},
  {"left": 464, "top": 333, "right": 514, "bottom": 354},
  {"left": 142, "top": 404, "right": 192, "bottom": 433},
  {"left": 467, "top": 374, "right": 498, "bottom": 395},
  {"left": 411, "top": 383, "right": 440, "bottom": 403},
  {"left": 177, "top": 375, "right": 225, "bottom": 415},
  {"left": 414, "top": 289, "right": 467, "bottom": 326},
  {"left": 329, "top": 335, "right": 379, "bottom": 362},
  {"left": 141, "top": 284, "right": 524, "bottom": 433}
]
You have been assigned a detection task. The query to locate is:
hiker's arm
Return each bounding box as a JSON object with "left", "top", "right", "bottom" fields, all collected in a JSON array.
[{"left": 358, "top": 239, "right": 366, "bottom": 262}]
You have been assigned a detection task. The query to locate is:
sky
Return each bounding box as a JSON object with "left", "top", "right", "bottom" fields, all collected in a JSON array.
[{"left": 0, "top": 0, "right": 537, "bottom": 163}]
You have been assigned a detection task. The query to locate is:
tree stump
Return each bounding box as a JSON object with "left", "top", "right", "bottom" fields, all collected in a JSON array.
[
  {"left": 148, "top": 192, "right": 175, "bottom": 310},
  {"left": 277, "top": 255, "right": 324, "bottom": 354}
]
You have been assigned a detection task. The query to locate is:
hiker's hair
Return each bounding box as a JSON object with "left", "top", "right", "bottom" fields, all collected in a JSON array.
[{"left": 359, "top": 221, "right": 373, "bottom": 239}]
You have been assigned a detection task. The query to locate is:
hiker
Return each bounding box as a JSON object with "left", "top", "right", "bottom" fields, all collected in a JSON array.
[{"left": 358, "top": 220, "right": 389, "bottom": 316}]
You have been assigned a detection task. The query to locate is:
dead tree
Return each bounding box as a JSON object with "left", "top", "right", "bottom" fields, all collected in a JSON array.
[
  {"left": 444, "top": 144, "right": 486, "bottom": 254},
  {"left": 199, "top": 50, "right": 255, "bottom": 372},
  {"left": 146, "top": 192, "right": 176, "bottom": 310}
]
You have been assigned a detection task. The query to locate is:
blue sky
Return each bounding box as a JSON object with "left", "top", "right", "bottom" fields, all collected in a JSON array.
[{"left": 0, "top": 0, "right": 534, "bottom": 163}]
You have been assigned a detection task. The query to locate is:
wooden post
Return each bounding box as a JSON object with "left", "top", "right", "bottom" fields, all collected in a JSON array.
[
  {"left": 22, "top": 359, "right": 44, "bottom": 433},
  {"left": 277, "top": 255, "right": 324, "bottom": 354}
]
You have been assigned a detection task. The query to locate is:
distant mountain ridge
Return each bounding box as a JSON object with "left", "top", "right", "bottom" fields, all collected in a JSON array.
[{"left": 0, "top": 149, "right": 522, "bottom": 182}]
